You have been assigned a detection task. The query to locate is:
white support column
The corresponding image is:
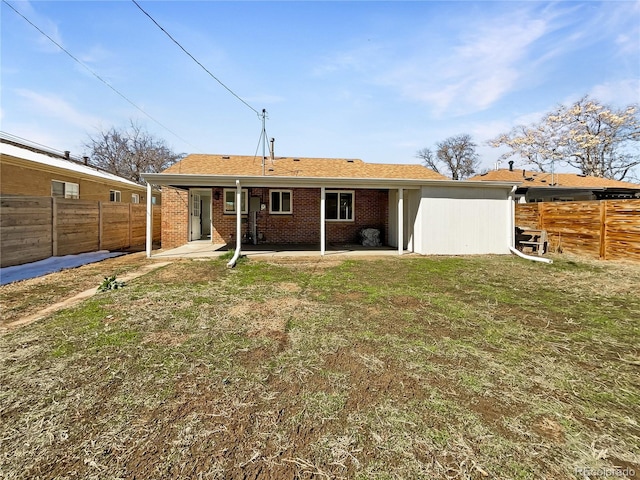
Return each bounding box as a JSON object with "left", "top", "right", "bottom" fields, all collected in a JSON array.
[
  {"left": 235, "top": 181, "right": 242, "bottom": 252},
  {"left": 320, "top": 187, "right": 326, "bottom": 256},
  {"left": 145, "top": 182, "right": 153, "bottom": 258},
  {"left": 398, "top": 187, "right": 404, "bottom": 256}
]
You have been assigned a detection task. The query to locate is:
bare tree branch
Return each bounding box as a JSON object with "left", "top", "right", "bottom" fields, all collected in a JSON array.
[
  {"left": 417, "top": 134, "right": 480, "bottom": 180},
  {"left": 84, "top": 120, "right": 184, "bottom": 184}
]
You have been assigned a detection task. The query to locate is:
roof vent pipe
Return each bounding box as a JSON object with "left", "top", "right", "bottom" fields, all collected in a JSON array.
[
  {"left": 508, "top": 160, "right": 514, "bottom": 171},
  {"left": 270, "top": 138, "right": 275, "bottom": 161},
  {"left": 64, "top": 151, "right": 70, "bottom": 159},
  {"left": 83, "top": 156, "right": 89, "bottom": 165}
]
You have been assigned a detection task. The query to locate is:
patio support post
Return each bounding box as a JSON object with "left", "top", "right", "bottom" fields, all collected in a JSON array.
[
  {"left": 320, "top": 187, "right": 326, "bottom": 256},
  {"left": 398, "top": 187, "right": 404, "bottom": 256},
  {"left": 145, "top": 182, "right": 152, "bottom": 258}
]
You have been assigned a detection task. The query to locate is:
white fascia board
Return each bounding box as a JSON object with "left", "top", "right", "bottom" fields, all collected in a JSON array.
[
  {"left": 1, "top": 143, "right": 143, "bottom": 189},
  {"left": 141, "top": 173, "right": 519, "bottom": 191}
]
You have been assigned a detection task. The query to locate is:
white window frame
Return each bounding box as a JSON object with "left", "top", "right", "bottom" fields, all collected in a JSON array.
[
  {"left": 223, "top": 188, "right": 248, "bottom": 214},
  {"left": 325, "top": 190, "right": 354, "bottom": 222},
  {"left": 269, "top": 189, "right": 293, "bottom": 214},
  {"left": 51, "top": 180, "right": 79, "bottom": 199},
  {"left": 110, "top": 190, "right": 122, "bottom": 202},
  {"left": 131, "top": 193, "right": 140, "bottom": 204}
]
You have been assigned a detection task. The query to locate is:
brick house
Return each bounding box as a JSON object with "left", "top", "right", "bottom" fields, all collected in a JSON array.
[
  {"left": 142, "top": 154, "right": 519, "bottom": 257},
  {"left": 0, "top": 137, "right": 158, "bottom": 205},
  {"left": 469, "top": 166, "right": 640, "bottom": 203}
]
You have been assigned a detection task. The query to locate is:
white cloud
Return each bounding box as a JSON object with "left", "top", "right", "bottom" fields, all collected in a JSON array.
[
  {"left": 15, "top": 89, "right": 103, "bottom": 129},
  {"left": 8, "top": 0, "right": 65, "bottom": 53},
  {"left": 589, "top": 79, "right": 640, "bottom": 107},
  {"left": 374, "top": 7, "right": 556, "bottom": 116}
]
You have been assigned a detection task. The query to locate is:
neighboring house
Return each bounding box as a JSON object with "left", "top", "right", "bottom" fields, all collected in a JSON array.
[
  {"left": 469, "top": 165, "right": 640, "bottom": 203},
  {"left": 0, "top": 136, "right": 159, "bottom": 205},
  {"left": 142, "top": 153, "right": 519, "bottom": 256}
]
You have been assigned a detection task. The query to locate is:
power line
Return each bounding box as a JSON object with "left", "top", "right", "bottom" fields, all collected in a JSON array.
[
  {"left": 131, "top": 0, "right": 261, "bottom": 117},
  {"left": 2, "top": 0, "right": 200, "bottom": 152}
]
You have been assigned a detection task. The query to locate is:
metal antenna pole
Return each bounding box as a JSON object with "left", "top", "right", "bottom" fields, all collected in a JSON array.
[{"left": 261, "top": 109, "right": 267, "bottom": 176}]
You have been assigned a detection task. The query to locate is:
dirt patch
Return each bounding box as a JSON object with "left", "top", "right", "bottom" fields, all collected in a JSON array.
[
  {"left": 532, "top": 416, "right": 565, "bottom": 444},
  {"left": 388, "top": 295, "right": 423, "bottom": 308},
  {"left": 323, "top": 345, "right": 427, "bottom": 409}
]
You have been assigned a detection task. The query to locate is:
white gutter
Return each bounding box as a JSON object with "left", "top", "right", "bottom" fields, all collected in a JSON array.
[
  {"left": 226, "top": 180, "right": 242, "bottom": 268},
  {"left": 141, "top": 172, "right": 519, "bottom": 191},
  {"left": 510, "top": 246, "right": 553, "bottom": 264}
]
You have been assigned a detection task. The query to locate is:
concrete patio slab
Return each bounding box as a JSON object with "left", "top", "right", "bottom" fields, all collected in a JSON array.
[{"left": 151, "top": 240, "right": 407, "bottom": 259}]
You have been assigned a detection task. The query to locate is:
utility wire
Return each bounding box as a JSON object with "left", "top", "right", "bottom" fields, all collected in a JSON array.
[
  {"left": 2, "top": 0, "right": 200, "bottom": 152},
  {"left": 131, "top": 0, "right": 260, "bottom": 117}
]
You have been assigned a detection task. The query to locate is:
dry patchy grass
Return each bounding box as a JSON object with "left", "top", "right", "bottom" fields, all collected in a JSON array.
[{"left": 1, "top": 253, "right": 639, "bottom": 479}]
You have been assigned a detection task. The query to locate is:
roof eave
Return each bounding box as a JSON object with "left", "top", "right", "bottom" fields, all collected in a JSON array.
[{"left": 141, "top": 173, "right": 519, "bottom": 190}]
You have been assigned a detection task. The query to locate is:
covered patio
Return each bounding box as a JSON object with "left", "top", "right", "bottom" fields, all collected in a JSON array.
[{"left": 150, "top": 239, "right": 404, "bottom": 260}]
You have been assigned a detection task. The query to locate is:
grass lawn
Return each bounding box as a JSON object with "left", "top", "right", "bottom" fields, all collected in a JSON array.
[{"left": 1, "top": 254, "right": 639, "bottom": 479}]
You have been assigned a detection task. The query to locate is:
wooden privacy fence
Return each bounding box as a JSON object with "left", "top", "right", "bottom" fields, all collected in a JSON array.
[
  {"left": 1, "top": 196, "right": 161, "bottom": 267},
  {"left": 515, "top": 199, "right": 640, "bottom": 262}
]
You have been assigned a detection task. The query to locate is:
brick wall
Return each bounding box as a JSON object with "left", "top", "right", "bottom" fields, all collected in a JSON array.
[
  {"left": 213, "top": 187, "right": 389, "bottom": 246},
  {"left": 161, "top": 187, "right": 189, "bottom": 248},
  {"left": 161, "top": 185, "right": 390, "bottom": 248},
  {"left": 1, "top": 161, "right": 151, "bottom": 203}
]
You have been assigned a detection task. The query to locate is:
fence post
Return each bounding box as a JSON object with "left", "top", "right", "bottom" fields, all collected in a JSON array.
[
  {"left": 52, "top": 196, "right": 57, "bottom": 257},
  {"left": 599, "top": 201, "right": 606, "bottom": 260}
]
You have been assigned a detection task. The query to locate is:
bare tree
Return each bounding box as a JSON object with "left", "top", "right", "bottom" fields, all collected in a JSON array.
[
  {"left": 490, "top": 96, "right": 640, "bottom": 180},
  {"left": 84, "top": 121, "right": 183, "bottom": 184},
  {"left": 417, "top": 134, "right": 480, "bottom": 180}
]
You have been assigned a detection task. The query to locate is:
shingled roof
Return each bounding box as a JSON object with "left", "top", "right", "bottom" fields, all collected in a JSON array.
[
  {"left": 469, "top": 169, "right": 640, "bottom": 189},
  {"left": 162, "top": 154, "right": 447, "bottom": 180}
]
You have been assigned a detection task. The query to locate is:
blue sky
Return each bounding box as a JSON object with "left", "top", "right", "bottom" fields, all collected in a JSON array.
[{"left": 2, "top": 0, "right": 639, "bottom": 173}]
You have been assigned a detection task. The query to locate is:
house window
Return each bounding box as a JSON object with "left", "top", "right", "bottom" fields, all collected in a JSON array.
[
  {"left": 152, "top": 196, "right": 157, "bottom": 205},
  {"left": 110, "top": 190, "right": 121, "bottom": 202},
  {"left": 51, "top": 180, "right": 79, "bottom": 199},
  {"left": 270, "top": 190, "right": 292, "bottom": 214},
  {"left": 131, "top": 193, "right": 140, "bottom": 204},
  {"left": 223, "top": 188, "right": 248, "bottom": 214},
  {"left": 326, "top": 191, "right": 354, "bottom": 221}
]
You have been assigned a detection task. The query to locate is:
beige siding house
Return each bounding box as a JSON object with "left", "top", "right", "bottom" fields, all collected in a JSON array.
[
  {"left": 470, "top": 168, "right": 640, "bottom": 203},
  {"left": 1, "top": 140, "right": 157, "bottom": 204}
]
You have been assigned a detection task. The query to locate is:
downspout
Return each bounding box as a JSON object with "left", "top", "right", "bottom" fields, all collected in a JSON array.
[
  {"left": 507, "top": 185, "right": 553, "bottom": 264},
  {"left": 227, "top": 180, "right": 242, "bottom": 268},
  {"left": 510, "top": 246, "right": 553, "bottom": 264},
  {"left": 145, "top": 181, "right": 152, "bottom": 258}
]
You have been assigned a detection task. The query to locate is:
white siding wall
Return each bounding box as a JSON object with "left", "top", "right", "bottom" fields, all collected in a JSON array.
[{"left": 413, "top": 186, "right": 512, "bottom": 255}]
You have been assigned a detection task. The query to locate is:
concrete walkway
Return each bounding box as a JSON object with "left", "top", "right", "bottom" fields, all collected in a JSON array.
[{"left": 151, "top": 240, "right": 406, "bottom": 259}]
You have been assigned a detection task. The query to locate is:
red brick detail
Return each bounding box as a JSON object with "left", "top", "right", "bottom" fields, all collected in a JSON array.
[
  {"left": 210, "top": 187, "right": 388, "bottom": 246},
  {"left": 161, "top": 187, "right": 189, "bottom": 248}
]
